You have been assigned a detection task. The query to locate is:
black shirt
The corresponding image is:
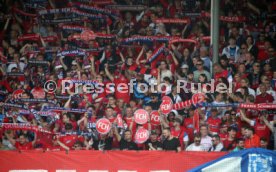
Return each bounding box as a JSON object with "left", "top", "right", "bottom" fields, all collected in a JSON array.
[
  {"left": 146, "top": 101, "right": 161, "bottom": 110},
  {"left": 162, "top": 137, "right": 180, "bottom": 151},
  {"left": 145, "top": 139, "right": 163, "bottom": 150},
  {"left": 92, "top": 137, "right": 113, "bottom": 150},
  {"left": 119, "top": 139, "right": 138, "bottom": 150}
]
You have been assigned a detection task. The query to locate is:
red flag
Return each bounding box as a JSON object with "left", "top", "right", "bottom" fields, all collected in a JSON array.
[
  {"left": 116, "top": 114, "right": 123, "bottom": 128},
  {"left": 193, "top": 109, "right": 200, "bottom": 133}
]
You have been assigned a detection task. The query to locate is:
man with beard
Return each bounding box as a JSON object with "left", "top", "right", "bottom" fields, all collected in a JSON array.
[
  {"left": 162, "top": 127, "right": 181, "bottom": 152},
  {"left": 92, "top": 133, "right": 113, "bottom": 151},
  {"left": 144, "top": 130, "right": 162, "bottom": 151},
  {"left": 114, "top": 128, "right": 138, "bottom": 150},
  {"left": 223, "top": 127, "right": 237, "bottom": 151},
  {"left": 5, "top": 132, "right": 36, "bottom": 151},
  {"left": 186, "top": 134, "right": 204, "bottom": 151}
]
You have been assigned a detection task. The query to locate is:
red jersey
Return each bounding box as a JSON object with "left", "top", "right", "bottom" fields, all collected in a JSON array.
[
  {"left": 114, "top": 77, "right": 130, "bottom": 104},
  {"left": 254, "top": 121, "right": 271, "bottom": 142},
  {"left": 207, "top": 117, "right": 222, "bottom": 134},
  {"left": 15, "top": 141, "right": 33, "bottom": 150},
  {"left": 124, "top": 117, "right": 136, "bottom": 135},
  {"left": 214, "top": 70, "right": 228, "bottom": 82},
  {"left": 245, "top": 134, "right": 260, "bottom": 148},
  {"left": 58, "top": 121, "right": 77, "bottom": 133},
  {"left": 223, "top": 139, "right": 236, "bottom": 151},
  {"left": 36, "top": 132, "right": 53, "bottom": 149},
  {"left": 31, "top": 87, "right": 46, "bottom": 99},
  {"left": 255, "top": 93, "right": 274, "bottom": 103},
  {"left": 183, "top": 117, "right": 195, "bottom": 141},
  {"left": 219, "top": 133, "right": 228, "bottom": 142},
  {"left": 45, "top": 144, "right": 62, "bottom": 151},
  {"left": 257, "top": 50, "right": 269, "bottom": 61},
  {"left": 59, "top": 134, "right": 82, "bottom": 149},
  {"left": 171, "top": 127, "right": 188, "bottom": 149},
  {"left": 107, "top": 117, "right": 116, "bottom": 124}
]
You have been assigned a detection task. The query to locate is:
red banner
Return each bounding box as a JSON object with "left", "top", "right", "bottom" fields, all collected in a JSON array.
[
  {"left": 0, "top": 150, "right": 225, "bottom": 172},
  {"left": 155, "top": 18, "right": 190, "bottom": 24},
  {"left": 201, "top": 11, "right": 246, "bottom": 22}
]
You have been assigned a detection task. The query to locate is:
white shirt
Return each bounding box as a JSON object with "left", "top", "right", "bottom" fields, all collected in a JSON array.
[
  {"left": 170, "top": 94, "right": 182, "bottom": 103},
  {"left": 200, "top": 135, "right": 212, "bottom": 151},
  {"left": 7, "top": 62, "right": 26, "bottom": 72},
  {"left": 161, "top": 70, "right": 173, "bottom": 81},
  {"left": 211, "top": 101, "right": 226, "bottom": 118},
  {"left": 209, "top": 142, "right": 224, "bottom": 152},
  {"left": 186, "top": 143, "right": 204, "bottom": 151},
  {"left": 256, "top": 87, "right": 276, "bottom": 102},
  {"left": 236, "top": 87, "right": 256, "bottom": 97}
]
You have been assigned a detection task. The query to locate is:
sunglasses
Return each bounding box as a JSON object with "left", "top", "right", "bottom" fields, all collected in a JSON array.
[{"left": 196, "top": 64, "right": 203, "bottom": 66}]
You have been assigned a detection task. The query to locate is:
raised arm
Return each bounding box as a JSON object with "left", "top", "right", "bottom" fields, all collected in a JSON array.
[
  {"left": 159, "top": 111, "right": 169, "bottom": 129},
  {"left": 4, "top": 131, "right": 16, "bottom": 146},
  {"left": 59, "top": 57, "right": 68, "bottom": 71},
  {"left": 90, "top": 55, "right": 96, "bottom": 78},
  {"left": 170, "top": 50, "right": 179, "bottom": 66},
  {"left": 181, "top": 23, "right": 189, "bottom": 38},
  {"left": 119, "top": 51, "right": 125, "bottom": 63},
  {"left": 104, "top": 63, "right": 114, "bottom": 82},
  {"left": 57, "top": 140, "right": 70, "bottom": 151},
  {"left": 31, "top": 132, "right": 37, "bottom": 146},
  {"left": 64, "top": 96, "right": 72, "bottom": 108},
  {"left": 113, "top": 126, "right": 122, "bottom": 142},
  {"left": 262, "top": 116, "right": 274, "bottom": 132},
  {"left": 135, "top": 47, "right": 144, "bottom": 65},
  {"left": 77, "top": 113, "right": 88, "bottom": 126},
  {"left": 171, "top": 44, "right": 182, "bottom": 61},
  {"left": 4, "top": 17, "right": 11, "bottom": 31},
  {"left": 240, "top": 109, "right": 254, "bottom": 126},
  {"left": 157, "top": 67, "right": 161, "bottom": 86}
]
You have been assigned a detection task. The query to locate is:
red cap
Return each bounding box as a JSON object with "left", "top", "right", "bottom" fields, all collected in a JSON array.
[
  {"left": 118, "top": 75, "right": 127, "bottom": 82},
  {"left": 151, "top": 68, "right": 158, "bottom": 77},
  {"left": 128, "top": 65, "right": 137, "bottom": 71}
]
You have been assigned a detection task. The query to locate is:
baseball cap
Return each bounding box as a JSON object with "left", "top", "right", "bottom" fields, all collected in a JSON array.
[
  {"left": 72, "top": 60, "right": 77, "bottom": 65},
  {"left": 84, "top": 65, "right": 91, "bottom": 69},
  {"left": 171, "top": 109, "right": 179, "bottom": 116},
  {"left": 181, "top": 64, "right": 189, "bottom": 69},
  {"left": 55, "top": 65, "right": 63, "bottom": 70},
  {"left": 211, "top": 108, "right": 218, "bottom": 112},
  {"left": 151, "top": 93, "right": 158, "bottom": 97},
  {"left": 174, "top": 118, "right": 182, "bottom": 124},
  {"left": 221, "top": 124, "right": 228, "bottom": 128},
  {"left": 151, "top": 130, "right": 157, "bottom": 135},
  {"left": 7, "top": 63, "right": 18, "bottom": 72},
  {"left": 151, "top": 68, "right": 158, "bottom": 77}
]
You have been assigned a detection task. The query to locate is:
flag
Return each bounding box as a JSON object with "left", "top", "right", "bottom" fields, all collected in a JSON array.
[{"left": 188, "top": 148, "right": 276, "bottom": 172}]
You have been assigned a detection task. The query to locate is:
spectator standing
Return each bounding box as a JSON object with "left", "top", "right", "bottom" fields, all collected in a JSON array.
[
  {"left": 209, "top": 135, "right": 224, "bottom": 152},
  {"left": 114, "top": 129, "right": 138, "bottom": 151},
  {"left": 186, "top": 134, "right": 204, "bottom": 151},
  {"left": 162, "top": 127, "right": 181, "bottom": 152},
  {"left": 244, "top": 127, "right": 260, "bottom": 149},
  {"left": 232, "top": 138, "right": 245, "bottom": 152},
  {"left": 199, "top": 124, "right": 212, "bottom": 151}
]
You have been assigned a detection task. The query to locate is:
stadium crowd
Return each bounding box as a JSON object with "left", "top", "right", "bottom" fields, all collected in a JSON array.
[{"left": 0, "top": 0, "right": 275, "bottom": 152}]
